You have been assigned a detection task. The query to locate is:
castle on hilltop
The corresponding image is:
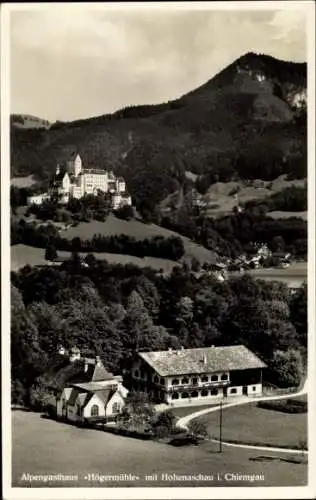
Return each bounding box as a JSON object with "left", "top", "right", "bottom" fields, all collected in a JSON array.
[{"left": 27, "top": 153, "right": 132, "bottom": 210}]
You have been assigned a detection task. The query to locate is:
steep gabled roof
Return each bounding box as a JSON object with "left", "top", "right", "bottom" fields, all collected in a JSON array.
[
  {"left": 139, "top": 345, "right": 266, "bottom": 377},
  {"left": 72, "top": 382, "right": 118, "bottom": 392},
  {"left": 94, "top": 389, "right": 116, "bottom": 406},
  {"left": 67, "top": 388, "right": 82, "bottom": 406},
  {"left": 68, "top": 152, "right": 81, "bottom": 161},
  {"left": 67, "top": 386, "right": 116, "bottom": 409},
  {"left": 91, "top": 361, "right": 114, "bottom": 382},
  {"left": 42, "top": 355, "right": 116, "bottom": 391}
]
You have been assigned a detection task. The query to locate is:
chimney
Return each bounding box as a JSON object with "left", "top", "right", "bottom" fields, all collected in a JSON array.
[
  {"left": 58, "top": 345, "right": 66, "bottom": 356},
  {"left": 69, "top": 347, "right": 80, "bottom": 362}
]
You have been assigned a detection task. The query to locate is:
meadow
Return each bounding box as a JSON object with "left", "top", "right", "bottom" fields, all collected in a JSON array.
[
  {"left": 11, "top": 244, "right": 179, "bottom": 273},
  {"left": 58, "top": 214, "right": 216, "bottom": 264},
  {"left": 10, "top": 175, "right": 36, "bottom": 188},
  {"left": 11, "top": 410, "right": 307, "bottom": 488},
  {"left": 196, "top": 401, "right": 307, "bottom": 450}
]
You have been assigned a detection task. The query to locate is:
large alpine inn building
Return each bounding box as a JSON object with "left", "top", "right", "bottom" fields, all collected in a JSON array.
[{"left": 131, "top": 345, "right": 266, "bottom": 405}]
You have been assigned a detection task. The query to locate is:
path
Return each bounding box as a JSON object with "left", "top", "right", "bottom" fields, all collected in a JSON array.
[
  {"left": 175, "top": 378, "right": 308, "bottom": 455},
  {"left": 209, "top": 438, "right": 308, "bottom": 455}
]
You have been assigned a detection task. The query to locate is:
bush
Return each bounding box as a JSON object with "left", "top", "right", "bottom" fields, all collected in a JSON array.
[
  {"left": 257, "top": 398, "right": 307, "bottom": 414},
  {"left": 187, "top": 419, "right": 209, "bottom": 440},
  {"left": 115, "top": 205, "right": 135, "bottom": 221},
  {"left": 169, "top": 434, "right": 200, "bottom": 447}
]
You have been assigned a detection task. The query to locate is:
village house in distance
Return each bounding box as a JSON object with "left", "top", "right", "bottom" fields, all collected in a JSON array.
[
  {"left": 131, "top": 345, "right": 266, "bottom": 404},
  {"left": 27, "top": 153, "right": 132, "bottom": 210}
]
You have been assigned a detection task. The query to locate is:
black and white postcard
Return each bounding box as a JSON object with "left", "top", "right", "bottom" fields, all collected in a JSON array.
[{"left": 1, "top": 2, "right": 315, "bottom": 499}]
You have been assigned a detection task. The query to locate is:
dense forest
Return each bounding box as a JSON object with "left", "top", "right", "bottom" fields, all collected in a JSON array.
[
  {"left": 11, "top": 257, "right": 307, "bottom": 406},
  {"left": 161, "top": 203, "right": 307, "bottom": 259}
]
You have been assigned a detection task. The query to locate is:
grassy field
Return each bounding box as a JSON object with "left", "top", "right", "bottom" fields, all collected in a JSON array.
[
  {"left": 170, "top": 403, "right": 220, "bottom": 419},
  {"left": 251, "top": 262, "right": 307, "bottom": 276},
  {"left": 229, "top": 262, "right": 307, "bottom": 289},
  {"left": 267, "top": 211, "right": 307, "bottom": 221},
  {"left": 61, "top": 214, "right": 217, "bottom": 264},
  {"left": 11, "top": 244, "right": 179, "bottom": 273},
  {"left": 11, "top": 411, "right": 307, "bottom": 487},
  {"left": 197, "top": 402, "right": 307, "bottom": 450},
  {"left": 193, "top": 176, "right": 307, "bottom": 218},
  {"left": 10, "top": 175, "right": 36, "bottom": 188}
]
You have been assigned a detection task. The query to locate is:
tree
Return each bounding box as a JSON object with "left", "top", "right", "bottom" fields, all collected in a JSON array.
[
  {"left": 118, "top": 391, "right": 155, "bottom": 431},
  {"left": 190, "top": 257, "right": 201, "bottom": 272},
  {"left": 270, "top": 349, "right": 304, "bottom": 388},
  {"left": 270, "top": 236, "right": 285, "bottom": 253},
  {"left": 290, "top": 284, "right": 307, "bottom": 348},
  {"left": 45, "top": 244, "right": 58, "bottom": 262},
  {"left": 152, "top": 410, "right": 177, "bottom": 438},
  {"left": 115, "top": 205, "right": 134, "bottom": 221}
]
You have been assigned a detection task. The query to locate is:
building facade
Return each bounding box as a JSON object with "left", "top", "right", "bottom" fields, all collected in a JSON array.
[
  {"left": 26, "top": 192, "right": 50, "bottom": 206},
  {"left": 50, "top": 349, "right": 128, "bottom": 424},
  {"left": 131, "top": 345, "right": 266, "bottom": 404},
  {"left": 43, "top": 153, "right": 132, "bottom": 209}
]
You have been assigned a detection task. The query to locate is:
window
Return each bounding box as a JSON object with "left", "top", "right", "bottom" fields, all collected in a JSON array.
[
  {"left": 252, "top": 386, "right": 257, "bottom": 391},
  {"left": 210, "top": 389, "right": 218, "bottom": 396},
  {"left": 160, "top": 377, "right": 164, "bottom": 385},
  {"left": 153, "top": 375, "right": 159, "bottom": 383},
  {"left": 201, "top": 375, "right": 208, "bottom": 382},
  {"left": 172, "top": 379, "right": 179, "bottom": 386},
  {"left": 192, "top": 377, "right": 198, "bottom": 385},
  {"left": 191, "top": 391, "right": 199, "bottom": 398},
  {"left": 181, "top": 377, "right": 189, "bottom": 384},
  {"left": 221, "top": 374, "right": 228, "bottom": 381},
  {"left": 201, "top": 389, "right": 208, "bottom": 397},
  {"left": 172, "top": 393, "right": 179, "bottom": 400},
  {"left": 211, "top": 375, "right": 218, "bottom": 382},
  {"left": 181, "top": 392, "right": 189, "bottom": 399},
  {"left": 112, "top": 402, "right": 120, "bottom": 414},
  {"left": 134, "top": 369, "right": 139, "bottom": 378},
  {"left": 140, "top": 370, "right": 145, "bottom": 379},
  {"left": 230, "top": 388, "right": 237, "bottom": 394},
  {"left": 91, "top": 405, "right": 99, "bottom": 417}
]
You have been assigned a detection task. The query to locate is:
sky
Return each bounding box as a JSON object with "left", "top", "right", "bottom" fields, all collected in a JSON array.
[{"left": 9, "top": 4, "right": 308, "bottom": 122}]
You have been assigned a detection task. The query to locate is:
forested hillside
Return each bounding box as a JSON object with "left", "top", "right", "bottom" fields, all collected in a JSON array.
[{"left": 11, "top": 52, "right": 307, "bottom": 217}]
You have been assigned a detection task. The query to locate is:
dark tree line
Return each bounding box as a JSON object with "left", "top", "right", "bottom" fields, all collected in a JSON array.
[
  {"left": 11, "top": 220, "right": 185, "bottom": 261},
  {"left": 244, "top": 185, "right": 307, "bottom": 213}
]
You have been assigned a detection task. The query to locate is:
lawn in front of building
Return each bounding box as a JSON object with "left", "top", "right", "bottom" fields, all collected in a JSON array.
[
  {"left": 170, "top": 403, "right": 220, "bottom": 419},
  {"left": 197, "top": 401, "right": 307, "bottom": 449},
  {"left": 11, "top": 410, "right": 307, "bottom": 488}
]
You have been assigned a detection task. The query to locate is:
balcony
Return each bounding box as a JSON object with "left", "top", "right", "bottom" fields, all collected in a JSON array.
[{"left": 168, "top": 380, "right": 230, "bottom": 391}]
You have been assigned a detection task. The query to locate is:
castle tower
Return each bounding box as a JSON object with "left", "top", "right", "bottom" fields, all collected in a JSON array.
[{"left": 67, "top": 153, "right": 82, "bottom": 178}]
